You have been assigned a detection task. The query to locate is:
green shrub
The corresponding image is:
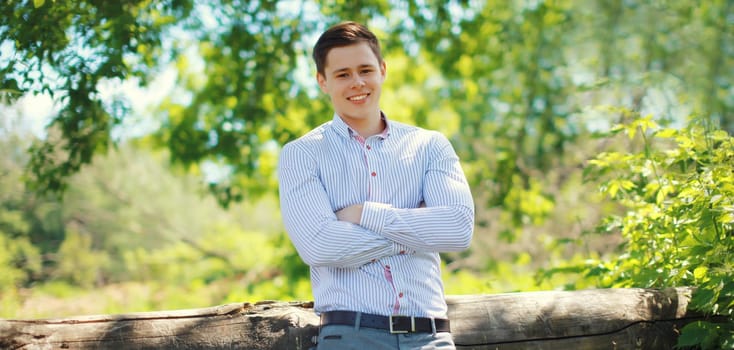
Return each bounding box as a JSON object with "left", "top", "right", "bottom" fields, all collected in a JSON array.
[{"left": 583, "top": 116, "right": 734, "bottom": 349}]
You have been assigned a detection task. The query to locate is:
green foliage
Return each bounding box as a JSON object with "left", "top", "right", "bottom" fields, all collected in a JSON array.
[
  {"left": 0, "top": 134, "right": 49, "bottom": 288},
  {"left": 0, "top": 133, "right": 315, "bottom": 318},
  {"left": 3, "top": 0, "right": 732, "bottom": 210},
  {"left": 576, "top": 115, "right": 734, "bottom": 349},
  {"left": 1, "top": 6, "right": 734, "bottom": 350},
  {"left": 677, "top": 321, "right": 734, "bottom": 350},
  {"left": 0, "top": 234, "right": 40, "bottom": 289},
  {"left": 1, "top": 0, "right": 192, "bottom": 193},
  {"left": 55, "top": 230, "right": 110, "bottom": 288}
]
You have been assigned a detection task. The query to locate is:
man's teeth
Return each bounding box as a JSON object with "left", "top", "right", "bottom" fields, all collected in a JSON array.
[{"left": 349, "top": 94, "right": 368, "bottom": 101}]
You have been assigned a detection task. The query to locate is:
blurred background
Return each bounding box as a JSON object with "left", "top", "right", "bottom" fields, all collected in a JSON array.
[{"left": 1, "top": 0, "right": 732, "bottom": 331}]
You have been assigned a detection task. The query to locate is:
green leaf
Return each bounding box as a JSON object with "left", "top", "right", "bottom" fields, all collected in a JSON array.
[
  {"left": 33, "top": 0, "right": 45, "bottom": 8},
  {"left": 694, "top": 266, "right": 709, "bottom": 281},
  {"left": 676, "top": 321, "right": 718, "bottom": 349},
  {"left": 655, "top": 128, "right": 678, "bottom": 138}
]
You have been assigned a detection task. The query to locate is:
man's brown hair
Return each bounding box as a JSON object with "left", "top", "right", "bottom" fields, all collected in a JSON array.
[{"left": 312, "top": 21, "right": 383, "bottom": 76}]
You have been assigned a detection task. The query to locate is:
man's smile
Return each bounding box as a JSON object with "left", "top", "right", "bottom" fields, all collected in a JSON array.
[{"left": 348, "top": 93, "right": 369, "bottom": 101}]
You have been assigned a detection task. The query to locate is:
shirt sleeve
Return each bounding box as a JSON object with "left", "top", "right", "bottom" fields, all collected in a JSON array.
[
  {"left": 278, "top": 141, "right": 408, "bottom": 268},
  {"left": 359, "top": 132, "right": 475, "bottom": 252}
]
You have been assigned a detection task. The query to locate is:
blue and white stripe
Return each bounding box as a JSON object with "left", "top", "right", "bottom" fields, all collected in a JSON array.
[{"left": 278, "top": 113, "right": 474, "bottom": 318}]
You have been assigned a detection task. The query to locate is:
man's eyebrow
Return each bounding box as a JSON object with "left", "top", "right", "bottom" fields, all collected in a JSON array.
[{"left": 330, "top": 64, "right": 377, "bottom": 74}]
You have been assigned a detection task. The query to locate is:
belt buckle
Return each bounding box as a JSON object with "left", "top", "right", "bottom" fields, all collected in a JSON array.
[{"left": 389, "top": 315, "right": 415, "bottom": 334}]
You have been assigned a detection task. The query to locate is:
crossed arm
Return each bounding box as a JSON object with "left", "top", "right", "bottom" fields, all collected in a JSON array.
[{"left": 278, "top": 135, "right": 474, "bottom": 269}]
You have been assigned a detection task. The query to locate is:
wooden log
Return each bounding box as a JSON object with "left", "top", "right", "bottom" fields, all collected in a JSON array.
[
  {"left": 447, "top": 287, "right": 697, "bottom": 349},
  {"left": 0, "top": 287, "right": 704, "bottom": 350},
  {"left": 0, "top": 301, "right": 320, "bottom": 350}
]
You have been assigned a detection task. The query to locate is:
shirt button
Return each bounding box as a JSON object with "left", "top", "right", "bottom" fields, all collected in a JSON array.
[
  {"left": 371, "top": 171, "right": 377, "bottom": 177},
  {"left": 385, "top": 265, "right": 390, "bottom": 269},
  {"left": 366, "top": 145, "right": 371, "bottom": 150},
  {"left": 399, "top": 292, "right": 404, "bottom": 298},
  {"left": 399, "top": 250, "right": 406, "bottom": 254}
]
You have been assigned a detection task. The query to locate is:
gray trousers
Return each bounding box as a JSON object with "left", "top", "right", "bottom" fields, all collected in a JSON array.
[{"left": 315, "top": 325, "right": 456, "bottom": 350}]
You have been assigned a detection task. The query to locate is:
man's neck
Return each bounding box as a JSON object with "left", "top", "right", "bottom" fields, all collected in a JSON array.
[{"left": 340, "top": 112, "right": 385, "bottom": 138}]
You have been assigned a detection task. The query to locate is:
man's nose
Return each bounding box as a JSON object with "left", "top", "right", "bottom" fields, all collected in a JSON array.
[{"left": 351, "top": 76, "right": 366, "bottom": 88}]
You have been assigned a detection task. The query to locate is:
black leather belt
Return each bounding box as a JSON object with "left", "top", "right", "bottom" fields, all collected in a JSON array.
[{"left": 320, "top": 311, "right": 450, "bottom": 334}]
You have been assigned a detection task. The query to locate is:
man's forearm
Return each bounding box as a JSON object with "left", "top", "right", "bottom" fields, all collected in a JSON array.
[
  {"left": 360, "top": 201, "right": 474, "bottom": 252},
  {"left": 335, "top": 204, "right": 364, "bottom": 224}
]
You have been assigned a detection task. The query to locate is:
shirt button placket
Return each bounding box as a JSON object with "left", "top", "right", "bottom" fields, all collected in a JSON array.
[
  {"left": 366, "top": 142, "right": 375, "bottom": 177},
  {"left": 365, "top": 140, "right": 378, "bottom": 200}
]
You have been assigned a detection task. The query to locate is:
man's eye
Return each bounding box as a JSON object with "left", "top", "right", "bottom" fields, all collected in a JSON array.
[
  {"left": 337, "top": 73, "right": 349, "bottom": 78},
  {"left": 361, "top": 70, "right": 373, "bottom": 74}
]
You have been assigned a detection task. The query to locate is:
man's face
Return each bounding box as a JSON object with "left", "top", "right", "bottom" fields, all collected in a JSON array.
[{"left": 317, "top": 42, "right": 386, "bottom": 125}]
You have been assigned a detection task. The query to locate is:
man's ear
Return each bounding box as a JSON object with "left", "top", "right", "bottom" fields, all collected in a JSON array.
[
  {"left": 380, "top": 61, "right": 387, "bottom": 81},
  {"left": 316, "top": 72, "right": 327, "bottom": 93}
]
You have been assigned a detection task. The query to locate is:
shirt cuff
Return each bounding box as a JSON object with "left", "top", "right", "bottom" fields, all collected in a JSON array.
[{"left": 360, "top": 201, "right": 392, "bottom": 234}]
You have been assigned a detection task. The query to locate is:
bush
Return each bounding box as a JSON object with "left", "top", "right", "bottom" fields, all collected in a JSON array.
[{"left": 583, "top": 116, "right": 734, "bottom": 349}]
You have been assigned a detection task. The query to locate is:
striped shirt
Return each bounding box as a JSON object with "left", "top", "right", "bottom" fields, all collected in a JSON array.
[{"left": 278, "top": 113, "right": 474, "bottom": 318}]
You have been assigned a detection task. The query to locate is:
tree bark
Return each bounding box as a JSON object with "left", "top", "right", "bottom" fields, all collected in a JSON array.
[{"left": 0, "top": 287, "right": 707, "bottom": 350}]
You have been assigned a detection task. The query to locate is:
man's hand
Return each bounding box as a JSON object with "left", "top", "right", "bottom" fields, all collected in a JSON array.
[{"left": 335, "top": 204, "right": 363, "bottom": 224}]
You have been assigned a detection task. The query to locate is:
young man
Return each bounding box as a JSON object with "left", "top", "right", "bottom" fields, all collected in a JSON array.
[{"left": 278, "top": 21, "right": 475, "bottom": 350}]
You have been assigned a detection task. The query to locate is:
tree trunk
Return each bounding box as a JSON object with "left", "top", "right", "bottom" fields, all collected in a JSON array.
[{"left": 0, "top": 287, "right": 707, "bottom": 349}]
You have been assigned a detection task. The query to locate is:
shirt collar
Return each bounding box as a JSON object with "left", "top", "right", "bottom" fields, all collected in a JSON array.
[{"left": 330, "top": 112, "right": 391, "bottom": 141}]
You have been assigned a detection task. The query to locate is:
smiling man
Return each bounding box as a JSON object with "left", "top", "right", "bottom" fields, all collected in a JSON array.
[{"left": 277, "top": 21, "right": 475, "bottom": 350}]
